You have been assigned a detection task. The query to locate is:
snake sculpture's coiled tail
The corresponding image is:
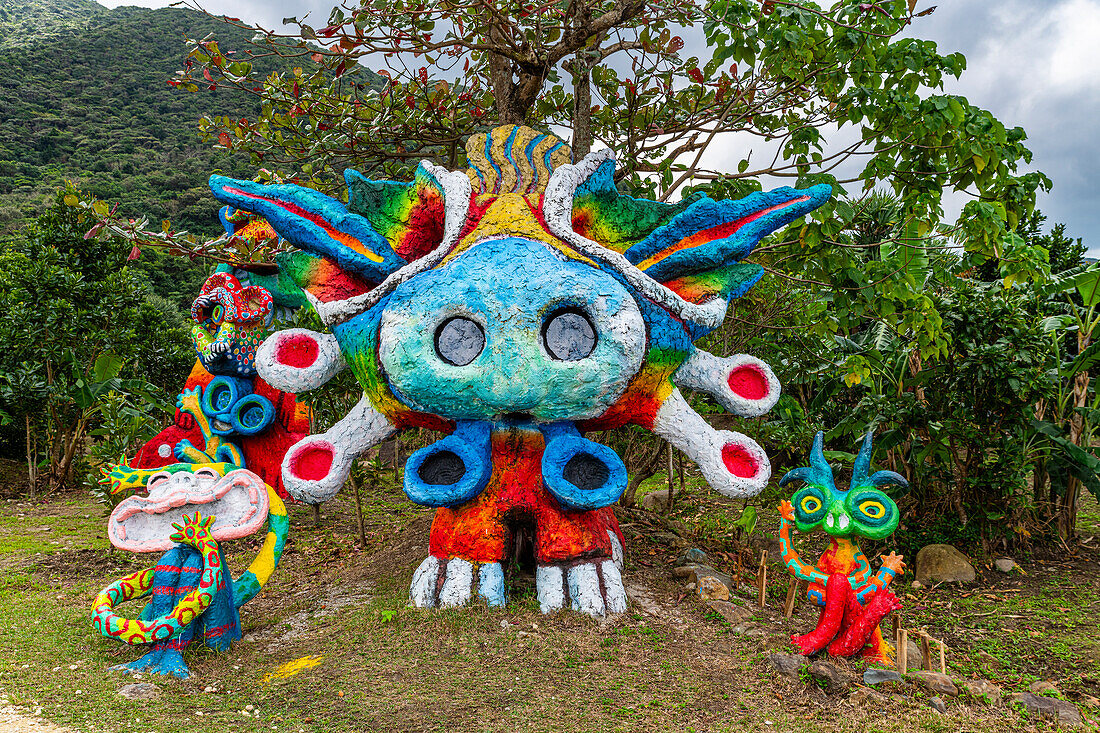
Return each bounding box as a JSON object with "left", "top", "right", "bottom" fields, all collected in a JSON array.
[
  {"left": 92, "top": 483, "right": 289, "bottom": 644},
  {"left": 92, "top": 513, "right": 222, "bottom": 645}
]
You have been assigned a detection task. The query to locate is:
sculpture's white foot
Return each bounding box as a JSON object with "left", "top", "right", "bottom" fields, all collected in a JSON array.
[
  {"left": 536, "top": 559, "right": 627, "bottom": 616},
  {"left": 409, "top": 556, "right": 507, "bottom": 609}
]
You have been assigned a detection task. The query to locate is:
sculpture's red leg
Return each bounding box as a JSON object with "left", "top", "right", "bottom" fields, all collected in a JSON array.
[
  {"left": 792, "top": 573, "right": 849, "bottom": 655},
  {"left": 827, "top": 587, "right": 902, "bottom": 657}
]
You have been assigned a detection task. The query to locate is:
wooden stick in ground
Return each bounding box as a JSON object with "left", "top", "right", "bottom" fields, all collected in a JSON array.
[
  {"left": 783, "top": 575, "right": 799, "bottom": 618},
  {"left": 920, "top": 632, "right": 932, "bottom": 670},
  {"left": 348, "top": 460, "right": 368, "bottom": 547},
  {"left": 897, "top": 629, "right": 908, "bottom": 674},
  {"left": 938, "top": 640, "right": 947, "bottom": 674},
  {"left": 393, "top": 435, "right": 400, "bottom": 482},
  {"left": 665, "top": 442, "right": 674, "bottom": 514},
  {"left": 756, "top": 550, "right": 768, "bottom": 607}
]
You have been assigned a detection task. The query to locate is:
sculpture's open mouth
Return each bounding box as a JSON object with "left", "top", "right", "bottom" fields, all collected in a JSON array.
[{"left": 108, "top": 469, "right": 270, "bottom": 553}]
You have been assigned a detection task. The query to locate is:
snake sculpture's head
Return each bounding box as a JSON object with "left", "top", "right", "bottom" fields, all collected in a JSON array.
[
  {"left": 107, "top": 467, "right": 269, "bottom": 553},
  {"left": 209, "top": 126, "right": 831, "bottom": 508},
  {"left": 190, "top": 272, "right": 275, "bottom": 377},
  {"left": 778, "top": 431, "right": 909, "bottom": 540}
]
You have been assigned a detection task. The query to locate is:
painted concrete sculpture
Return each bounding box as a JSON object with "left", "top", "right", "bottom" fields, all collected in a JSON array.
[
  {"left": 108, "top": 259, "right": 311, "bottom": 500},
  {"left": 92, "top": 466, "right": 288, "bottom": 677},
  {"left": 208, "top": 125, "right": 830, "bottom": 616},
  {"left": 778, "top": 430, "right": 908, "bottom": 663}
]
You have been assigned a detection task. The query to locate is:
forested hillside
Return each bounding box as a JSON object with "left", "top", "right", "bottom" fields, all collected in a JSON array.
[{"left": 0, "top": 0, "right": 266, "bottom": 236}]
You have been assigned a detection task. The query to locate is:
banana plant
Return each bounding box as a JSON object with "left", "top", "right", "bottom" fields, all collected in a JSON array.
[{"left": 1029, "top": 263, "right": 1100, "bottom": 537}]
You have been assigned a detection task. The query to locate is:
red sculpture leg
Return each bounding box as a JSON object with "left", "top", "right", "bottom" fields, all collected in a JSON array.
[
  {"left": 826, "top": 587, "right": 902, "bottom": 657},
  {"left": 792, "top": 573, "right": 850, "bottom": 655}
]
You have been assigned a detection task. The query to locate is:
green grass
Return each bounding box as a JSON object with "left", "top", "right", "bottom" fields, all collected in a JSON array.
[{"left": 0, "top": 483, "right": 1094, "bottom": 732}]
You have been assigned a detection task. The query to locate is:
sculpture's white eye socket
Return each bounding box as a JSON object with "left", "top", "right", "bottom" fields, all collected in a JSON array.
[
  {"left": 146, "top": 472, "right": 172, "bottom": 494},
  {"left": 192, "top": 467, "right": 220, "bottom": 486},
  {"left": 435, "top": 316, "right": 484, "bottom": 366},
  {"left": 542, "top": 308, "right": 597, "bottom": 361}
]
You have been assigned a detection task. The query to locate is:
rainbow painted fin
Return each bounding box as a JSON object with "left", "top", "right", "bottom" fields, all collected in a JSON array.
[
  {"left": 622, "top": 185, "right": 833, "bottom": 283},
  {"left": 345, "top": 162, "right": 447, "bottom": 262},
  {"left": 209, "top": 176, "right": 406, "bottom": 283},
  {"left": 570, "top": 156, "right": 699, "bottom": 254},
  {"left": 276, "top": 250, "right": 374, "bottom": 305}
]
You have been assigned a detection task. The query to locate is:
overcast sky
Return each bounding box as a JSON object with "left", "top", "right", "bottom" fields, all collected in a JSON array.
[{"left": 99, "top": 0, "right": 1100, "bottom": 254}]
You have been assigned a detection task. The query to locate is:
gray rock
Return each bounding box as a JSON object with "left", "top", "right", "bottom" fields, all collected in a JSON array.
[
  {"left": 975, "top": 650, "right": 1002, "bottom": 672},
  {"left": 706, "top": 600, "right": 754, "bottom": 624},
  {"left": 1008, "top": 692, "right": 1083, "bottom": 727},
  {"left": 767, "top": 652, "right": 805, "bottom": 678},
  {"left": 849, "top": 687, "right": 889, "bottom": 705},
  {"left": 961, "top": 678, "right": 1003, "bottom": 705},
  {"left": 729, "top": 622, "right": 762, "bottom": 636},
  {"left": 749, "top": 537, "right": 784, "bottom": 562},
  {"left": 696, "top": 575, "right": 730, "bottom": 601},
  {"left": 994, "top": 557, "right": 1017, "bottom": 573},
  {"left": 681, "top": 548, "right": 708, "bottom": 565},
  {"left": 118, "top": 683, "right": 160, "bottom": 700},
  {"left": 672, "top": 564, "right": 699, "bottom": 578},
  {"left": 863, "top": 668, "right": 903, "bottom": 685},
  {"left": 1029, "top": 680, "right": 1060, "bottom": 697},
  {"left": 666, "top": 519, "right": 690, "bottom": 536},
  {"left": 809, "top": 659, "right": 855, "bottom": 692},
  {"left": 928, "top": 696, "right": 947, "bottom": 713},
  {"left": 641, "top": 489, "right": 670, "bottom": 512},
  {"left": 910, "top": 671, "right": 958, "bottom": 697},
  {"left": 648, "top": 530, "right": 682, "bottom": 545},
  {"left": 687, "top": 565, "right": 735, "bottom": 591},
  {"left": 914, "top": 544, "right": 977, "bottom": 583},
  {"left": 904, "top": 638, "right": 924, "bottom": 670}
]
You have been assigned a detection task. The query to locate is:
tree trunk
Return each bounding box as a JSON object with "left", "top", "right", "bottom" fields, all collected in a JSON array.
[
  {"left": 1062, "top": 366, "right": 1090, "bottom": 539},
  {"left": 25, "top": 414, "right": 36, "bottom": 500},
  {"left": 571, "top": 61, "right": 593, "bottom": 159},
  {"left": 620, "top": 444, "right": 666, "bottom": 507}
]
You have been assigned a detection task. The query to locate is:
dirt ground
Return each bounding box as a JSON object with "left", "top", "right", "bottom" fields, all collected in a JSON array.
[{"left": 0, "top": 466, "right": 1097, "bottom": 732}]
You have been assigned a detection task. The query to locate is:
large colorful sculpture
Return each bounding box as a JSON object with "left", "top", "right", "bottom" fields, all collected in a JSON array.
[
  {"left": 778, "top": 430, "right": 907, "bottom": 663},
  {"left": 208, "top": 125, "right": 830, "bottom": 615},
  {"left": 92, "top": 466, "right": 288, "bottom": 677}
]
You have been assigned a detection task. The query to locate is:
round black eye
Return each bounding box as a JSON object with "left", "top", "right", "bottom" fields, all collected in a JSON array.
[
  {"left": 542, "top": 308, "right": 597, "bottom": 361},
  {"left": 435, "top": 316, "right": 484, "bottom": 366}
]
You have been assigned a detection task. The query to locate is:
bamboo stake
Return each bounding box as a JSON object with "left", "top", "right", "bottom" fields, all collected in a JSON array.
[
  {"left": 938, "top": 640, "right": 947, "bottom": 674},
  {"left": 393, "top": 435, "right": 400, "bottom": 482},
  {"left": 665, "top": 443, "right": 674, "bottom": 514},
  {"left": 897, "top": 629, "right": 908, "bottom": 674},
  {"left": 783, "top": 575, "right": 799, "bottom": 618},
  {"left": 920, "top": 632, "right": 932, "bottom": 670},
  {"left": 756, "top": 550, "right": 768, "bottom": 607}
]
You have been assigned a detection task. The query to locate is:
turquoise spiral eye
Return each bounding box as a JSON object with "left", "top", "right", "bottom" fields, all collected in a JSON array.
[
  {"left": 845, "top": 488, "right": 899, "bottom": 538},
  {"left": 792, "top": 485, "right": 828, "bottom": 526}
]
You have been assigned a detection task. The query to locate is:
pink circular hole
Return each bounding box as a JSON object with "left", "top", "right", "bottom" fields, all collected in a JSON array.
[
  {"left": 722, "top": 443, "right": 759, "bottom": 479},
  {"left": 291, "top": 443, "right": 334, "bottom": 481},
  {"left": 727, "top": 364, "right": 769, "bottom": 401},
  {"left": 276, "top": 334, "right": 320, "bottom": 369}
]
